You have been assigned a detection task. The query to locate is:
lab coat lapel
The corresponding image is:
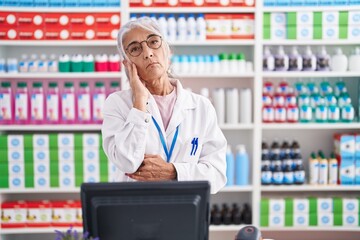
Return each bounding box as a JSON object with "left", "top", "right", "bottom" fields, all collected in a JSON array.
[{"left": 147, "top": 95, "right": 166, "bottom": 134}]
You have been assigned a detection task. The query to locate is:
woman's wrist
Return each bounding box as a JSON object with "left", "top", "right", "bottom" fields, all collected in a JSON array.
[{"left": 133, "top": 97, "right": 147, "bottom": 112}]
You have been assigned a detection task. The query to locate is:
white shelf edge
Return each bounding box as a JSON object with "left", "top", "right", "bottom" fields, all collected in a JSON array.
[
  {"left": 209, "top": 225, "right": 245, "bottom": 231},
  {"left": 263, "top": 40, "right": 360, "bottom": 45},
  {"left": 260, "top": 227, "right": 360, "bottom": 232},
  {"left": 130, "top": 7, "right": 255, "bottom": 13},
  {"left": 262, "top": 123, "right": 360, "bottom": 130},
  {"left": 0, "top": 7, "right": 121, "bottom": 12},
  {"left": 0, "top": 72, "right": 122, "bottom": 78},
  {"left": 0, "top": 227, "right": 83, "bottom": 235},
  {"left": 178, "top": 73, "right": 254, "bottom": 78},
  {"left": 261, "top": 185, "right": 360, "bottom": 192},
  {"left": 263, "top": 6, "right": 360, "bottom": 12},
  {"left": 220, "top": 185, "right": 253, "bottom": 192},
  {"left": 0, "top": 125, "right": 102, "bottom": 131},
  {"left": 170, "top": 40, "right": 255, "bottom": 46},
  {"left": 263, "top": 72, "right": 360, "bottom": 78},
  {"left": 0, "top": 188, "right": 80, "bottom": 194},
  {"left": 219, "top": 124, "right": 254, "bottom": 130},
  {"left": 0, "top": 40, "right": 116, "bottom": 46}
]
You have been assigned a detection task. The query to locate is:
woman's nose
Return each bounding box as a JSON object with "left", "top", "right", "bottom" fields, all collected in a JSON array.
[{"left": 142, "top": 45, "right": 153, "bottom": 59}]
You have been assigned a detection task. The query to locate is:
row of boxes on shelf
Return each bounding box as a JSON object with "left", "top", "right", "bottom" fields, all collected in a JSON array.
[
  {"left": 129, "top": 0, "right": 255, "bottom": 7},
  {"left": 334, "top": 133, "right": 360, "bottom": 185},
  {"left": 1, "top": 53, "right": 121, "bottom": 73},
  {"left": 1, "top": 200, "right": 82, "bottom": 228},
  {"left": 0, "top": 11, "right": 120, "bottom": 40},
  {"left": 264, "top": 0, "right": 360, "bottom": 6},
  {"left": 0, "top": 80, "right": 120, "bottom": 125},
  {"left": 262, "top": 80, "right": 356, "bottom": 123},
  {"left": 264, "top": 11, "right": 360, "bottom": 40},
  {"left": 1, "top": 0, "right": 120, "bottom": 7},
  {"left": 261, "top": 197, "right": 360, "bottom": 227},
  {"left": 0, "top": 133, "right": 116, "bottom": 189}
]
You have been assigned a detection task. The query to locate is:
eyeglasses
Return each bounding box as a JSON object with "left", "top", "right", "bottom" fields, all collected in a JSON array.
[{"left": 125, "top": 34, "right": 163, "bottom": 57}]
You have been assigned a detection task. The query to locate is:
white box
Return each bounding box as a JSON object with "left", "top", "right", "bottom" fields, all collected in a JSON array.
[
  {"left": 8, "top": 135, "right": 24, "bottom": 149},
  {"left": 8, "top": 149, "right": 24, "bottom": 163},
  {"left": 294, "top": 198, "right": 309, "bottom": 213},
  {"left": 83, "top": 134, "right": 100, "bottom": 147},
  {"left": 59, "top": 148, "right": 74, "bottom": 162},
  {"left": 293, "top": 213, "right": 309, "bottom": 226},
  {"left": 83, "top": 174, "right": 100, "bottom": 183},
  {"left": 84, "top": 162, "right": 99, "bottom": 181},
  {"left": 317, "top": 198, "right": 333, "bottom": 213},
  {"left": 9, "top": 175, "right": 25, "bottom": 189},
  {"left": 34, "top": 174, "right": 50, "bottom": 188},
  {"left": 9, "top": 162, "right": 24, "bottom": 176},
  {"left": 322, "top": 26, "right": 339, "bottom": 40},
  {"left": 271, "top": 13, "right": 287, "bottom": 26},
  {"left": 318, "top": 213, "right": 333, "bottom": 226},
  {"left": 270, "top": 199, "right": 285, "bottom": 214},
  {"left": 322, "top": 11, "right": 339, "bottom": 26},
  {"left": 297, "top": 12, "right": 313, "bottom": 25},
  {"left": 297, "top": 25, "right": 313, "bottom": 40},
  {"left": 34, "top": 149, "right": 49, "bottom": 163},
  {"left": 83, "top": 148, "right": 99, "bottom": 162},
  {"left": 348, "top": 11, "right": 360, "bottom": 25},
  {"left": 33, "top": 134, "right": 49, "bottom": 148},
  {"left": 343, "top": 198, "right": 359, "bottom": 213},
  {"left": 34, "top": 162, "right": 49, "bottom": 175},
  {"left": 269, "top": 213, "right": 285, "bottom": 227},
  {"left": 348, "top": 25, "right": 360, "bottom": 39},
  {"left": 58, "top": 134, "right": 74, "bottom": 148},
  {"left": 59, "top": 161, "right": 74, "bottom": 176},
  {"left": 343, "top": 213, "right": 359, "bottom": 226},
  {"left": 59, "top": 175, "right": 75, "bottom": 188},
  {"left": 271, "top": 26, "right": 287, "bottom": 40}
]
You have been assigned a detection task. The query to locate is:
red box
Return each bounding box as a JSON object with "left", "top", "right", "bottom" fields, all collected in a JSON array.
[
  {"left": 231, "top": 14, "right": 255, "bottom": 39},
  {"left": 51, "top": 200, "right": 77, "bottom": 227},
  {"left": 129, "top": 0, "right": 152, "bottom": 7},
  {"left": 17, "top": 12, "right": 44, "bottom": 27},
  {"left": 230, "top": 0, "right": 255, "bottom": 6},
  {"left": 17, "top": 26, "right": 44, "bottom": 40},
  {"left": 205, "top": 14, "right": 232, "bottom": 39},
  {"left": 96, "top": 25, "right": 117, "bottom": 40},
  {"left": 1, "top": 201, "right": 27, "bottom": 228},
  {"left": 70, "top": 25, "right": 96, "bottom": 40},
  {"left": 94, "top": 13, "right": 120, "bottom": 27},
  {"left": 43, "top": 13, "right": 70, "bottom": 28},
  {"left": 179, "top": 0, "right": 195, "bottom": 7},
  {"left": 74, "top": 201, "right": 82, "bottom": 227},
  {"left": 0, "top": 12, "right": 17, "bottom": 26},
  {"left": 26, "top": 201, "right": 52, "bottom": 227},
  {"left": 69, "top": 13, "right": 96, "bottom": 27},
  {"left": 0, "top": 26, "right": 17, "bottom": 40},
  {"left": 44, "top": 26, "right": 70, "bottom": 40}
]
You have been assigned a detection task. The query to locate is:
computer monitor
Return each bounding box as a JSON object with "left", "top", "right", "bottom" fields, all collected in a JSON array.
[{"left": 81, "top": 181, "right": 210, "bottom": 240}]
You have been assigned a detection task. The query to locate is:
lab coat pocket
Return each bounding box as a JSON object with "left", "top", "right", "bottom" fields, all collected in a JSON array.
[{"left": 182, "top": 136, "right": 202, "bottom": 163}]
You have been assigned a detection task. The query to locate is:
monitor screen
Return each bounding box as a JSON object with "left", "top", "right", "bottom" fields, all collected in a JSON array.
[{"left": 81, "top": 181, "right": 210, "bottom": 240}]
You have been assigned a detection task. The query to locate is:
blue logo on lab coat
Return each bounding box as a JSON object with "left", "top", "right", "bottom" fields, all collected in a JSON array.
[{"left": 190, "top": 138, "right": 198, "bottom": 156}]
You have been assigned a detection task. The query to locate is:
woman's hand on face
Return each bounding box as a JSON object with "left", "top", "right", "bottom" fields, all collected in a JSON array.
[
  {"left": 124, "top": 61, "right": 149, "bottom": 111},
  {"left": 126, "top": 154, "right": 177, "bottom": 181}
]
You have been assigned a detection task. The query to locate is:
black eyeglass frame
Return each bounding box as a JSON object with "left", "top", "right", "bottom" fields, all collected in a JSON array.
[{"left": 125, "top": 34, "right": 163, "bottom": 57}]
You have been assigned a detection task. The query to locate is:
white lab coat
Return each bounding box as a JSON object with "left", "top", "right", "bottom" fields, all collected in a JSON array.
[{"left": 101, "top": 79, "right": 227, "bottom": 193}]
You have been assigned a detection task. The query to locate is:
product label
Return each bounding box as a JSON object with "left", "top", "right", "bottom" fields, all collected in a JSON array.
[
  {"left": 92, "top": 93, "right": 105, "bottom": 121},
  {"left": 78, "top": 93, "right": 90, "bottom": 121},
  {"left": 1, "top": 208, "right": 27, "bottom": 225},
  {"left": 61, "top": 93, "right": 75, "bottom": 121},
  {"left": 0, "top": 93, "right": 12, "bottom": 120},
  {"left": 31, "top": 93, "right": 44, "bottom": 120},
  {"left": 15, "top": 93, "right": 28, "bottom": 120},
  {"left": 27, "top": 208, "right": 52, "bottom": 224},
  {"left": 52, "top": 208, "right": 76, "bottom": 223},
  {"left": 46, "top": 94, "right": 59, "bottom": 121},
  {"left": 261, "top": 171, "right": 272, "bottom": 184}
]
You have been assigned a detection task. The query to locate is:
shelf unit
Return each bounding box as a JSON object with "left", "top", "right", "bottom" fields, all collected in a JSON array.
[{"left": 1, "top": 1, "right": 360, "bottom": 240}]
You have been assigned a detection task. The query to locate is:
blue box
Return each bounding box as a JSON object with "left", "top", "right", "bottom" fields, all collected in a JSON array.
[
  {"left": 291, "top": 0, "right": 304, "bottom": 6},
  {"left": 34, "top": 0, "right": 48, "bottom": 6},
  {"left": 264, "top": 0, "right": 277, "bottom": 6},
  {"left": 4, "top": 0, "right": 19, "bottom": 6},
  {"left": 19, "top": 0, "right": 33, "bottom": 6},
  {"left": 319, "top": 0, "right": 334, "bottom": 5},
  {"left": 48, "top": 0, "right": 62, "bottom": 6},
  {"left": 349, "top": 0, "right": 360, "bottom": 5},
  {"left": 107, "top": 0, "right": 120, "bottom": 6},
  {"left": 92, "top": 0, "right": 107, "bottom": 6},
  {"left": 276, "top": 0, "right": 291, "bottom": 6},
  {"left": 334, "top": 0, "right": 348, "bottom": 5},
  {"left": 304, "top": 0, "right": 318, "bottom": 5},
  {"left": 78, "top": 0, "right": 91, "bottom": 6},
  {"left": 63, "top": 0, "right": 77, "bottom": 6}
]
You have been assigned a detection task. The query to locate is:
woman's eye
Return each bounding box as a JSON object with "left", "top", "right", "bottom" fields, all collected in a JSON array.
[{"left": 130, "top": 46, "right": 140, "bottom": 53}]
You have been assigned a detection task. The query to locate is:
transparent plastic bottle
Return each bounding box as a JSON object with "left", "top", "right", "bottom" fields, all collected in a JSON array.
[
  {"left": 92, "top": 82, "right": 106, "bottom": 123},
  {"left": 0, "top": 82, "right": 13, "bottom": 124},
  {"left": 46, "top": 82, "right": 60, "bottom": 124},
  {"left": 77, "top": 82, "right": 91, "bottom": 123},
  {"left": 14, "top": 82, "right": 29, "bottom": 124},
  {"left": 61, "top": 82, "right": 76, "bottom": 124},
  {"left": 30, "top": 82, "right": 45, "bottom": 124}
]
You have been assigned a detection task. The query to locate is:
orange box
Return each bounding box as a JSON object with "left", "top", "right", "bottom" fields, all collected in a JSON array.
[
  {"left": 205, "top": 14, "right": 232, "bottom": 39},
  {"left": 1, "top": 201, "right": 27, "bottom": 228},
  {"left": 43, "top": 13, "right": 70, "bottom": 28},
  {"left": 17, "top": 12, "right": 44, "bottom": 27},
  {"left": 96, "top": 25, "right": 117, "bottom": 40},
  {"left": 51, "top": 200, "right": 77, "bottom": 227},
  {"left": 231, "top": 14, "right": 255, "bottom": 39},
  {"left": 44, "top": 26, "right": 70, "bottom": 40},
  {"left": 69, "top": 13, "right": 96, "bottom": 27},
  {"left": 0, "top": 12, "right": 17, "bottom": 26},
  {"left": 0, "top": 26, "right": 17, "bottom": 40},
  {"left": 17, "top": 26, "right": 44, "bottom": 40},
  {"left": 26, "top": 201, "right": 52, "bottom": 227}
]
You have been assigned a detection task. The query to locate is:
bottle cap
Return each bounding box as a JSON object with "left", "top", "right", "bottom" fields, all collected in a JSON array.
[
  {"left": 71, "top": 54, "right": 83, "bottom": 62},
  {"left": 304, "top": 46, "right": 312, "bottom": 56},
  {"left": 219, "top": 53, "right": 228, "bottom": 60},
  {"left": 111, "top": 81, "right": 120, "bottom": 87},
  {"left": 17, "top": 82, "right": 27, "bottom": 88},
  {"left": 291, "top": 46, "right": 299, "bottom": 55},
  {"left": 64, "top": 82, "right": 74, "bottom": 88},
  {"left": 237, "top": 53, "right": 245, "bottom": 60},
  {"left": 83, "top": 54, "right": 94, "bottom": 62},
  {"left": 236, "top": 144, "right": 246, "bottom": 153},
  {"left": 277, "top": 46, "right": 285, "bottom": 55},
  {"left": 1, "top": 82, "right": 11, "bottom": 88},
  {"left": 335, "top": 47, "right": 343, "bottom": 55},
  {"left": 95, "top": 82, "right": 104, "bottom": 87},
  {"left": 33, "top": 82, "right": 42, "bottom": 88},
  {"left": 49, "top": 82, "right": 58, "bottom": 88},
  {"left": 80, "top": 82, "right": 89, "bottom": 88}
]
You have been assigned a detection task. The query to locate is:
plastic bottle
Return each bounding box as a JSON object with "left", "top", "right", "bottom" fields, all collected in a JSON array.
[
  {"left": 70, "top": 54, "right": 83, "bottom": 72},
  {"left": 92, "top": 82, "right": 106, "bottom": 123},
  {"left": 109, "top": 54, "right": 120, "bottom": 72},
  {"left": 261, "top": 153, "right": 272, "bottom": 185},
  {"left": 239, "top": 88, "right": 252, "bottom": 124},
  {"left": 212, "top": 88, "right": 225, "bottom": 125},
  {"left": 341, "top": 104, "right": 355, "bottom": 122},
  {"left": 272, "top": 164, "right": 284, "bottom": 185},
  {"left": 7, "top": 58, "right": 18, "bottom": 73},
  {"left": 83, "top": 54, "right": 95, "bottom": 72},
  {"left": 48, "top": 54, "right": 58, "bottom": 72},
  {"left": 46, "top": 82, "right": 60, "bottom": 124},
  {"left": 0, "top": 82, "right": 13, "bottom": 124},
  {"left": 283, "top": 157, "right": 294, "bottom": 185},
  {"left": 167, "top": 14, "right": 177, "bottom": 42},
  {"left": 280, "top": 140, "right": 291, "bottom": 158},
  {"left": 270, "top": 140, "right": 281, "bottom": 159},
  {"left": 226, "top": 145, "right": 235, "bottom": 186},
  {"left": 177, "top": 14, "right": 187, "bottom": 42},
  {"left": 235, "top": 145, "right": 249, "bottom": 186},
  {"left": 288, "top": 46, "right": 303, "bottom": 71},
  {"left": 0, "top": 58, "right": 6, "bottom": 73},
  {"left": 348, "top": 47, "right": 360, "bottom": 72},
  {"left": 30, "top": 82, "right": 45, "bottom": 124},
  {"left": 327, "top": 104, "right": 340, "bottom": 123},
  {"left": 302, "top": 46, "right": 316, "bottom": 71},
  {"left": 19, "top": 54, "right": 29, "bottom": 73},
  {"left": 179, "top": 55, "right": 189, "bottom": 74},
  {"left": 38, "top": 54, "right": 48, "bottom": 72},
  {"left": 211, "top": 54, "right": 221, "bottom": 74},
  {"left": 108, "top": 81, "right": 120, "bottom": 96},
  {"left": 328, "top": 152, "right": 338, "bottom": 185},
  {"left": 299, "top": 104, "right": 312, "bottom": 122},
  {"left": 225, "top": 88, "right": 239, "bottom": 124},
  {"left": 263, "top": 46, "right": 275, "bottom": 71},
  {"left": 262, "top": 141, "right": 269, "bottom": 156},
  {"left": 290, "top": 140, "right": 301, "bottom": 158},
  {"left": 219, "top": 53, "right": 230, "bottom": 74},
  {"left": 196, "top": 14, "right": 206, "bottom": 41},
  {"left": 315, "top": 99, "right": 327, "bottom": 122},
  {"left": 274, "top": 46, "right": 289, "bottom": 71},
  {"left": 241, "top": 203, "right": 252, "bottom": 224},
  {"left": 77, "top": 82, "right": 91, "bottom": 123},
  {"left": 237, "top": 53, "right": 246, "bottom": 73},
  {"left": 317, "top": 46, "right": 331, "bottom": 71},
  {"left": 59, "top": 54, "right": 70, "bottom": 72},
  {"left": 187, "top": 14, "right": 196, "bottom": 41},
  {"left": 293, "top": 153, "right": 305, "bottom": 185},
  {"left": 14, "top": 82, "right": 29, "bottom": 124},
  {"left": 330, "top": 48, "right": 348, "bottom": 72},
  {"left": 228, "top": 53, "right": 238, "bottom": 74},
  {"left": 318, "top": 151, "right": 328, "bottom": 185},
  {"left": 61, "top": 82, "right": 76, "bottom": 123},
  {"left": 309, "top": 152, "right": 319, "bottom": 184},
  {"left": 158, "top": 14, "right": 168, "bottom": 40}
]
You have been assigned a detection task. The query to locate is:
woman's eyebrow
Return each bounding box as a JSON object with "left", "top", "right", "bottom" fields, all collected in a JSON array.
[{"left": 126, "top": 33, "right": 158, "bottom": 47}]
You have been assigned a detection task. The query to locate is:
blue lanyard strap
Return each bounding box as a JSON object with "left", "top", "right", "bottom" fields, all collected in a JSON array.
[{"left": 151, "top": 116, "right": 179, "bottom": 163}]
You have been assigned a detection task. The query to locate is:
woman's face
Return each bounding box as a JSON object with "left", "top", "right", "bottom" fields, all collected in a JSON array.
[{"left": 123, "top": 27, "right": 169, "bottom": 82}]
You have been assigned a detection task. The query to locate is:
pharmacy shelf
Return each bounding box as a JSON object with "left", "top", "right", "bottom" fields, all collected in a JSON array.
[
  {"left": 0, "top": 40, "right": 116, "bottom": 46},
  {"left": 0, "top": 7, "right": 121, "bottom": 12},
  {"left": 263, "top": 40, "right": 360, "bottom": 46},
  {"left": 263, "top": 6, "right": 360, "bottom": 12},
  {"left": 0, "top": 188, "right": 80, "bottom": 194},
  {"left": 263, "top": 72, "right": 360, "bottom": 78},
  {"left": 0, "top": 124, "right": 102, "bottom": 131},
  {"left": 0, "top": 227, "right": 83, "bottom": 235},
  {"left": 209, "top": 225, "right": 245, "bottom": 232},
  {"left": 219, "top": 124, "right": 254, "bottom": 130},
  {"left": 178, "top": 73, "right": 255, "bottom": 78},
  {"left": 130, "top": 7, "right": 255, "bottom": 13},
  {"left": 261, "top": 185, "right": 360, "bottom": 192},
  {"left": 260, "top": 227, "right": 360, "bottom": 232},
  {"left": 0, "top": 72, "right": 121, "bottom": 79},
  {"left": 170, "top": 40, "right": 255, "bottom": 46},
  {"left": 219, "top": 186, "right": 253, "bottom": 192},
  {"left": 261, "top": 123, "right": 360, "bottom": 130}
]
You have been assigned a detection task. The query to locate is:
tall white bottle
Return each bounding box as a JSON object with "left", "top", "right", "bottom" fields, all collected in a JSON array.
[
  {"left": 330, "top": 48, "right": 348, "bottom": 72},
  {"left": 235, "top": 144, "right": 249, "bottom": 186},
  {"left": 196, "top": 14, "right": 206, "bottom": 41},
  {"left": 167, "top": 14, "right": 177, "bottom": 42},
  {"left": 177, "top": 14, "right": 187, "bottom": 42},
  {"left": 225, "top": 88, "right": 239, "bottom": 124},
  {"left": 187, "top": 14, "right": 196, "bottom": 41},
  {"left": 212, "top": 88, "right": 225, "bottom": 125},
  {"left": 239, "top": 88, "right": 252, "bottom": 124},
  {"left": 158, "top": 14, "right": 168, "bottom": 40},
  {"left": 348, "top": 47, "right": 360, "bottom": 72}
]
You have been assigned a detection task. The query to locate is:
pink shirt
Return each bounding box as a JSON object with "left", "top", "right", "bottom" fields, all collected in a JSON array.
[{"left": 153, "top": 87, "right": 177, "bottom": 131}]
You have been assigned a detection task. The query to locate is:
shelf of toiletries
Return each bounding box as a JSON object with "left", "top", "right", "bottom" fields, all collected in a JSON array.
[
  {"left": 263, "top": 6, "right": 360, "bottom": 12},
  {"left": 261, "top": 123, "right": 360, "bottom": 130},
  {"left": 260, "top": 227, "right": 360, "bottom": 231},
  {"left": 261, "top": 185, "right": 360, "bottom": 192},
  {"left": 263, "top": 40, "right": 360, "bottom": 45},
  {"left": 0, "top": 7, "right": 122, "bottom": 12},
  {"left": 0, "top": 40, "right": 118, "bottom": 45},
  {"left": 130, "top": 7, "right": 256, "bottom": 13},
  {"left": 0, "top": 72, "right": 122, "bottom": 78}
]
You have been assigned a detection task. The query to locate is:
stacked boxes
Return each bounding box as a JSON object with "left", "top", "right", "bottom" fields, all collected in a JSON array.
[
  {"left": 261, "top": 197, "right": 360, "bottom": 227},
  {"left": 0, "top": 133, "right": 112, "bottom": 189}
]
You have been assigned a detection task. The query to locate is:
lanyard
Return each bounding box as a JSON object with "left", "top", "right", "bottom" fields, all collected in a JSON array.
[{"left": 151, "top": 116, "right": 179, "bottom": 163}]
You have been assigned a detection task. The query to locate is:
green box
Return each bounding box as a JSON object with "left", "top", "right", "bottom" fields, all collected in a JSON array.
[
  {"left": 339, "top": 11, "right": 348, "bottom": 26},
  {"left": 263, "top": 13, "right": 271, "bottom": 27},
  {"left": 287, "top": 12, "right": 297, "bottom": 26},
  {"left": 287, "top": 26, "right": 297, "bottom": 39},
  {"left": 313, "top": 25, "right": 322, "bottom": 39},
  {"left": 261, "top": 198, "right": 270, "bottom": 215},
  {"left": 260, "top": 214, "right": 269, "bottom": 227},
  {"left": 333, "top": 197, "right": 343, "bottom": 214},
  {"left": 285, "top": 213, "right": 293, "bottom": 227},
  {"left": 313, "top": 12, "right": 322, "bottom": 26},
  {"left": 0, "top": 176, "right": 8, "bottom": 188},
  {"left": 0, "top": 149, "right": 8, "bottom": 164},
  {"left": 263, "top": 26, "right": 271, "bottom": 40},
  {"left": 309, "top": 213, "right": 317, "bottom": 226},
  {"left": 309, "top": 197, "right": 317, "bottom": 214},
  {"left": 0, "top": 135, "right": 8, "bottom": 150},
  {"left": 334, "top": 214, "right": 343, "bottom": 226},
  {"left": 24, "top": 134, "right": 33, "bottom": 150},
  {"left": 339, "top": 25, "right": 348, "bottom": 39}
]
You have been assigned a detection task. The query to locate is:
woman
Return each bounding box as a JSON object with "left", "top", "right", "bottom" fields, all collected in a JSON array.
[{"left": 101, "top": 17, "right": 227, "bottom": 194}]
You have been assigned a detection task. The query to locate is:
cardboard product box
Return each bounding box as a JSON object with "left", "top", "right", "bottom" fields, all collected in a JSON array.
[
  {"left": 78, "top": 0, "right": 92, "bottom": 6},
  {"left": 17, "top": 26, "right": 44, "bottom": 40},
  {"left": 322, "top": 11, "right": 339, "bottom": 26},
  {"left": 269, "top": 198, "right": 285, "bottom": 214},
  {"left": 51, "top": 200, "right": 77, "bottom": 227},
  {"left": 205, "top": 14, "right": 232, "bottom": 39},
  {"left": 0, "top": 12, "right": 17, "bottom": 26},
  {"left": 7, "top": 135, "right": 24, "bottom": 149},
  {"left": 34, "top": 174, "right": 50, "bottom": 188},
  {"left": 94, "top": 13, "right": 120, "bottom": 28},
  {"left": 294, "top": 198, "right": 309, "bottom": 214},
  {"left": 48, "top": 0, "right": 63, "bottom": 6},
  {"left": 63, "top": 0, "right": 77, "bottom": 6},
  {"left": 296, "top": 11, "right": 313, "bottom": 26},
  {"left": 129, "top": 0, "right": 150, "bottom": 7},
  {"left": 334, "top": 133, "right": 355, "bottom": 160},
  {"left": 34, "top": 162, "right": 49, "bottom": 175},
  {"left": 44, "top": 26, "right": 70, "bottom": 40},
  {"left": 334, "top": 197, "right": 360, "bottom": 214},
  {"left": 296, "top": 25, "right": 313, "bottom": 40},
  {"left": 322, "top": 25, "right": 339, "bottom": 40},
  {"left": 276, "top": 0, "right": 290, "bottom": 6},
  {"left": 9, "top": 175, "right": 25, "bottom": 189},
  {"left": 59, "top": 174, "right": 75, "bottom": 188},
  {"left": 58, "top": 148, "right": 74, "bottom": 162},
  {"left": 318, "top": 212, "right": 333, "bottom": 226},
  {"left": 152, "top": 0, "right": 173, "bottom": 7},
  {"left": 317, "top": 198, "right": 333, "bottom": 213},
  {"left": 270, "top": 12, "right": 286, "bottom": 27},
  {"left": 8, "top": 148, "right": 24, "bottom": 163},
  {"left": 348, "top": 11, "right": 360, "bottom": 25},
  {"left": 83, "top": 133, "right": 100, "bottom": 148},
  {"left": 270, "top": 25, "right": 287, "bottom": 39},
  {"left": 83, "top": 148, "right": 99, "bottom": 162},
  {"left": 231, "top": 14, "right": 255, "bottom": 39},
  {"left": 70, "top": 25, "right": 96, "bottom": 40},
  {"left": 74, "top": 201, "right": 83, "bottom": 226},
  {"left": 58, "top": 134, "right": 74, "bottom": 148},
  {"left": 34, "top": 148, "right": 49, "bottom": 163},
  {"left": 9, "top": 162, "right": 24, "bottom": 176},
  {"left": 337, "top": 156, "right": 356, "bottom": 185},
  {"left": 69, "top": 13, "right": 96, "bottom": 27},
  {"left": 0, "top": 26, "right": 17, "bottom": 40},
  {"left": 95, "top": 25, "right": 118, "bottom": 40},
  {"left": 348, "top": 25, "right": 360, "bottom": 39},
  {"left": 355, "top": 134, "right": 360, "bottom": 184},
  {"left": 293, "top": 213, "right": 309, "bottom": 227},
  {"left": 1, "top": 201, "right": 27, "bottom": 228},
  {"left": 33, "top": 134, "right": 49, "bottom": 149},
  {"left": 43, "top": 13, "right": 70, "bottom": 28},
  {"left": 92, "top": 0, "right": 108, "bottom": 6},
  {"left": 26, "top": 201, "right": 52, "bottom": 227},
  {"left": 230, "top": 0, "right": 255, "bottom": 6},
  {"left": 269, "top": 213, "right": 285, "bottom": 227},
  {"left": 17, "top": 12, "right": 44, "bottom": 26}
]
